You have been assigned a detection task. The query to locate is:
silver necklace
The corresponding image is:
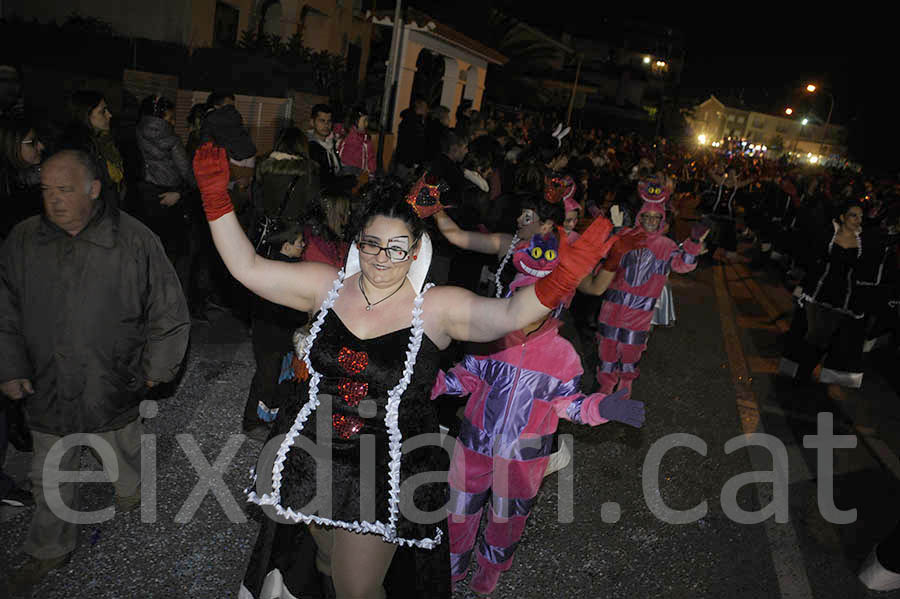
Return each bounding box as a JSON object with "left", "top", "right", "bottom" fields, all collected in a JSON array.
[{"left": 359, "top": 275, "right": 406, "bottom": 311}]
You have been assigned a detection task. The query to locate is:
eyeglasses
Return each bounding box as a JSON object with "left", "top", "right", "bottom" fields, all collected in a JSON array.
[
  {"left": 357, "top": 240, "right": 413, "bottom": 263},
  {"left": 21, "top": 138, "right": 37, "bottom": 145}
]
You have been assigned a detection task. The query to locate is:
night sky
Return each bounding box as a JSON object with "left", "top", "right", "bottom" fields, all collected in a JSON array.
[{"left": 407, "top": 2, "right": 890, "bottom": 171}]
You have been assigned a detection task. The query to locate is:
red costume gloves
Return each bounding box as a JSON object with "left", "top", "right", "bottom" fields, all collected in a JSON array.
[
  {"left": 193, "top": 142, "right": 234, "bottom": 221},
  {"left": 583, "top": 388, "right": 645, "bottom": 427},
  {"left": 534, "top": 215, "right": 616, "bottom": 309}
]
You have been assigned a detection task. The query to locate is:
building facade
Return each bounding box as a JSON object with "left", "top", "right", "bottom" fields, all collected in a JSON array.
[
  {"left": 3, "top": 0, "right": 372, "bottom": 82},
  {"left": 688, "top": 95, "right": 847, "bottom": 158}
]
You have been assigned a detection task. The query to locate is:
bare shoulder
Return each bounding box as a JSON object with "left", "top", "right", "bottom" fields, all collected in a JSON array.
[
  {"left": 294, "top": 261, "right": 342, "bottom": 304},
  {"left": 423, "top": 284, "right": 477, "bottom": 309},
  {"left": 421, "top": 285, "right": 478, "bottom": 349}
]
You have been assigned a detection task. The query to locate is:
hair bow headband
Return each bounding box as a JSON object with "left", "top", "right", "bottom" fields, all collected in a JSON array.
[
  {"left": 406, "top": 172, "right": 449, "bottom": 218},
  {"left": 544, "top": 175, "right": 576, "bottom": 205}
]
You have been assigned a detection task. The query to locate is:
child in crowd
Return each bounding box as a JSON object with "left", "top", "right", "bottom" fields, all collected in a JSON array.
[{"left": 242, "top": 225, "right": 309, "bottom": 439}]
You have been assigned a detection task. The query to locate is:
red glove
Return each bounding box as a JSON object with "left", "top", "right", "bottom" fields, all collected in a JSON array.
[
  {"left": 534, "top": 215, "right": 616, "bottom": 309},
  {"left": 193, "top": 142, "right": 233, "bottom": 221}
]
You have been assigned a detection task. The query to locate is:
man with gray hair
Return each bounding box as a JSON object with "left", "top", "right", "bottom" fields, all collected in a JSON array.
[{"left": 0, "top": 150, "right": 190, "bottom": 593}]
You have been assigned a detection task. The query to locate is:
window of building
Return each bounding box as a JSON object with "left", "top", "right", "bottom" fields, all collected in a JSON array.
[
  {"left": 727, "top": 114, "right": 735, "bottom": 122},
  {"left": 214, "top": 1, "right": 240, "bottom": 47},
  {"left": 737, "top": 116, "right": 745, "bottom": 123},
  {"left": 776, "top": 123, "right": 789, "bottom": 134},
  {"left": 262, "top": 1, "right": 283, "bottom": 39},
  {"left": 752, "top": 119, "right": 763, "bottom": 128}
]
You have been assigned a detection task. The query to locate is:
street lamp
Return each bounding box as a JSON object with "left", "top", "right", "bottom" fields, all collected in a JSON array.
[
  {"left": 793, "top": 117, "right": 808, "bottom": 153},
  {"left": 785, "top": 107, "right": 793, "bottom": 115},
  {"left": 805, "top": 83, "right": 834, "bottom": 156}
]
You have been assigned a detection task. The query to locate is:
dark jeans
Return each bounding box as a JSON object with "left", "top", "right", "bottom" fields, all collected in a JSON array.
[{"left": 136, "top": 182, "right": 193, "bottom": 291}]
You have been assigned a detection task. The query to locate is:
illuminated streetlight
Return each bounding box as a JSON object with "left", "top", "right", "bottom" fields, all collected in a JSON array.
[
  {"left": 698, "top": 134, "right": 707, "bottom": 145},
  {"left": 801, "top": 118, "right": 809, "bottom": 125},
  {"left": 805, "top": 83, "right": 834, "bottom": 156},
  {"left": 643, "top": 56, "right": 651, "bottom": 64},
  {"left": 785, "top": 107, "right": 793, "bottom": 115}
]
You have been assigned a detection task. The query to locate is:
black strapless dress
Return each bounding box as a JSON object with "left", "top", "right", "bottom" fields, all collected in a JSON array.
[{"left": 241, "top": 285, "right": 451, "bottom": 599}]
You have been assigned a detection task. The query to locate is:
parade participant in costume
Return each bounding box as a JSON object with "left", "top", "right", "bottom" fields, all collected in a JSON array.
[
  {"left": 192, "top": 145, "right": 616, "bottom": 599},
  {"left": 433, "top": 191, "right": 567, "bottom": 299},
  {"left": 777, "top": 201, "right": 873, "bottom": 395},
  {"left": 432, "top": 235, "right": 640, "bottom": 596},
  {"left": 579, "top": 177, "right": 707, "bottom": 396},
  {"left": 546, "top": 174, "right": 581, "bottom": 244}
]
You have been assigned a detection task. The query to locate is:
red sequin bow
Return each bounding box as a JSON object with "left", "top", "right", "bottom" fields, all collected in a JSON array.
[
  {"left": 406, "top": 172, "right": 449, "bottom": 218},
  {"left": 544, "top": 175, "right": 576, "bottom": 204},
  {"left": 338, "top": 347, "right": 368, "bottom": 374}
]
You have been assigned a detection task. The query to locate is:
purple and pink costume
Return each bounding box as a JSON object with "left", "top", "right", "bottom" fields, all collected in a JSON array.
[
  {"left": 596, "top": 183, "right": 702, "bottom": 395},
  {"left": 430, "top": 318, "right": 613, "bottom": 582}
]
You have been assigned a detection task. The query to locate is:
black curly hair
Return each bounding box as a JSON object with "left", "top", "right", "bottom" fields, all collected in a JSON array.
[
  {"left": 352, "top": 176, "right": 426, "bottom": 242},
  {"left": 518, "top": 192, "right": 564, "bottom": 227}
]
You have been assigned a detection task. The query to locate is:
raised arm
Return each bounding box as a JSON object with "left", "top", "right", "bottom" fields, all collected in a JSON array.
[
  {"left": 433, "top": 209, "right": 512, "bottom": 257},
  {"left": 194, "top": 143, "right": 336, "bottom": 312},
  {"left": 578, "top": 268, "right": 615, "bottom": 296},
  {"left": 434, "top": 216, "right": 616, "bottom": 344}
]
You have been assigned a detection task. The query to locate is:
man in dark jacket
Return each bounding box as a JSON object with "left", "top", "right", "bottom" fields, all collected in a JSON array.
[
  {"left": 0, "top": 150, "right": 190, "bottom": 591},
  {"left": 306, "top": 104, "right": 354, "bottom": 197},
  {"left": 392, "top": 96, "right": 428, "bottom": 179}
]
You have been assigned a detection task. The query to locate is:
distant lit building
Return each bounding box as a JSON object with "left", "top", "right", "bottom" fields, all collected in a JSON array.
[{"left": 687, "top": 95, "right": 847, "bottom": 158}]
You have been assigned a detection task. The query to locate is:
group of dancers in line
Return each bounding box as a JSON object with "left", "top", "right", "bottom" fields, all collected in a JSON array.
[
  {"left": 190, "top": 136, "right": 710, "bottom": 598},
  {"left": 198, "top": 116, "right": 900, "bottom": 594}
]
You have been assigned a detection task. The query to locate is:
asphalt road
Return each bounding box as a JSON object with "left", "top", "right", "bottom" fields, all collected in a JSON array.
[{"left": 2, "top": 258, "right": 899, "bottom": 599}]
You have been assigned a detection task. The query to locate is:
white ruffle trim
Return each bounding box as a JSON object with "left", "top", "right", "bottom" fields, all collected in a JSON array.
[
  {"left": 495, "top": 235, "right": 520, "bottom": 298},
  {"left": 246, "top": 271, "right": 442, "bottom": 550}
]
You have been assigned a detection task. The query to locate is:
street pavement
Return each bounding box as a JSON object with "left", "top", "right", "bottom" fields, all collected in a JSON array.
[{"left": 1, "top": 257, "right": 899, "bottom": 599}]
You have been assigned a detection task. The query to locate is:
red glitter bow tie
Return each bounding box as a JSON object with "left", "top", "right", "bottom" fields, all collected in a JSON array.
[{"left": 338, "top": 347, "right": 368, "bottom": 374}]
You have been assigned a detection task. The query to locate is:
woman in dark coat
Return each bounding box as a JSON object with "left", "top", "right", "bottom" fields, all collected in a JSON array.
[
  {"left": 60, "top": 91, "right": 126, "bottom": 207},
  {"left": 0, "top": 118, "right": 44, "bottom": 239},
  {"left": 135, "top": 94, "right": 196, "bottom": 286}
]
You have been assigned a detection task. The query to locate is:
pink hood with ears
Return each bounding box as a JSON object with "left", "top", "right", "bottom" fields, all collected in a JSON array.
[{"left": 636, "top": 177, "right": 670, "bottom": 234}]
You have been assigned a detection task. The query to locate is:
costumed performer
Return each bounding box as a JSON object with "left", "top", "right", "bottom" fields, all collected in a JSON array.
[
  {"left": 431, "top": 233, "right": 643, "bottom": 595},
  {"left": 579, "top": 177, "right": 707, "bottom": 397},
  {"left": 192, "top": 144, "right": 617, "bottom": 599}
]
